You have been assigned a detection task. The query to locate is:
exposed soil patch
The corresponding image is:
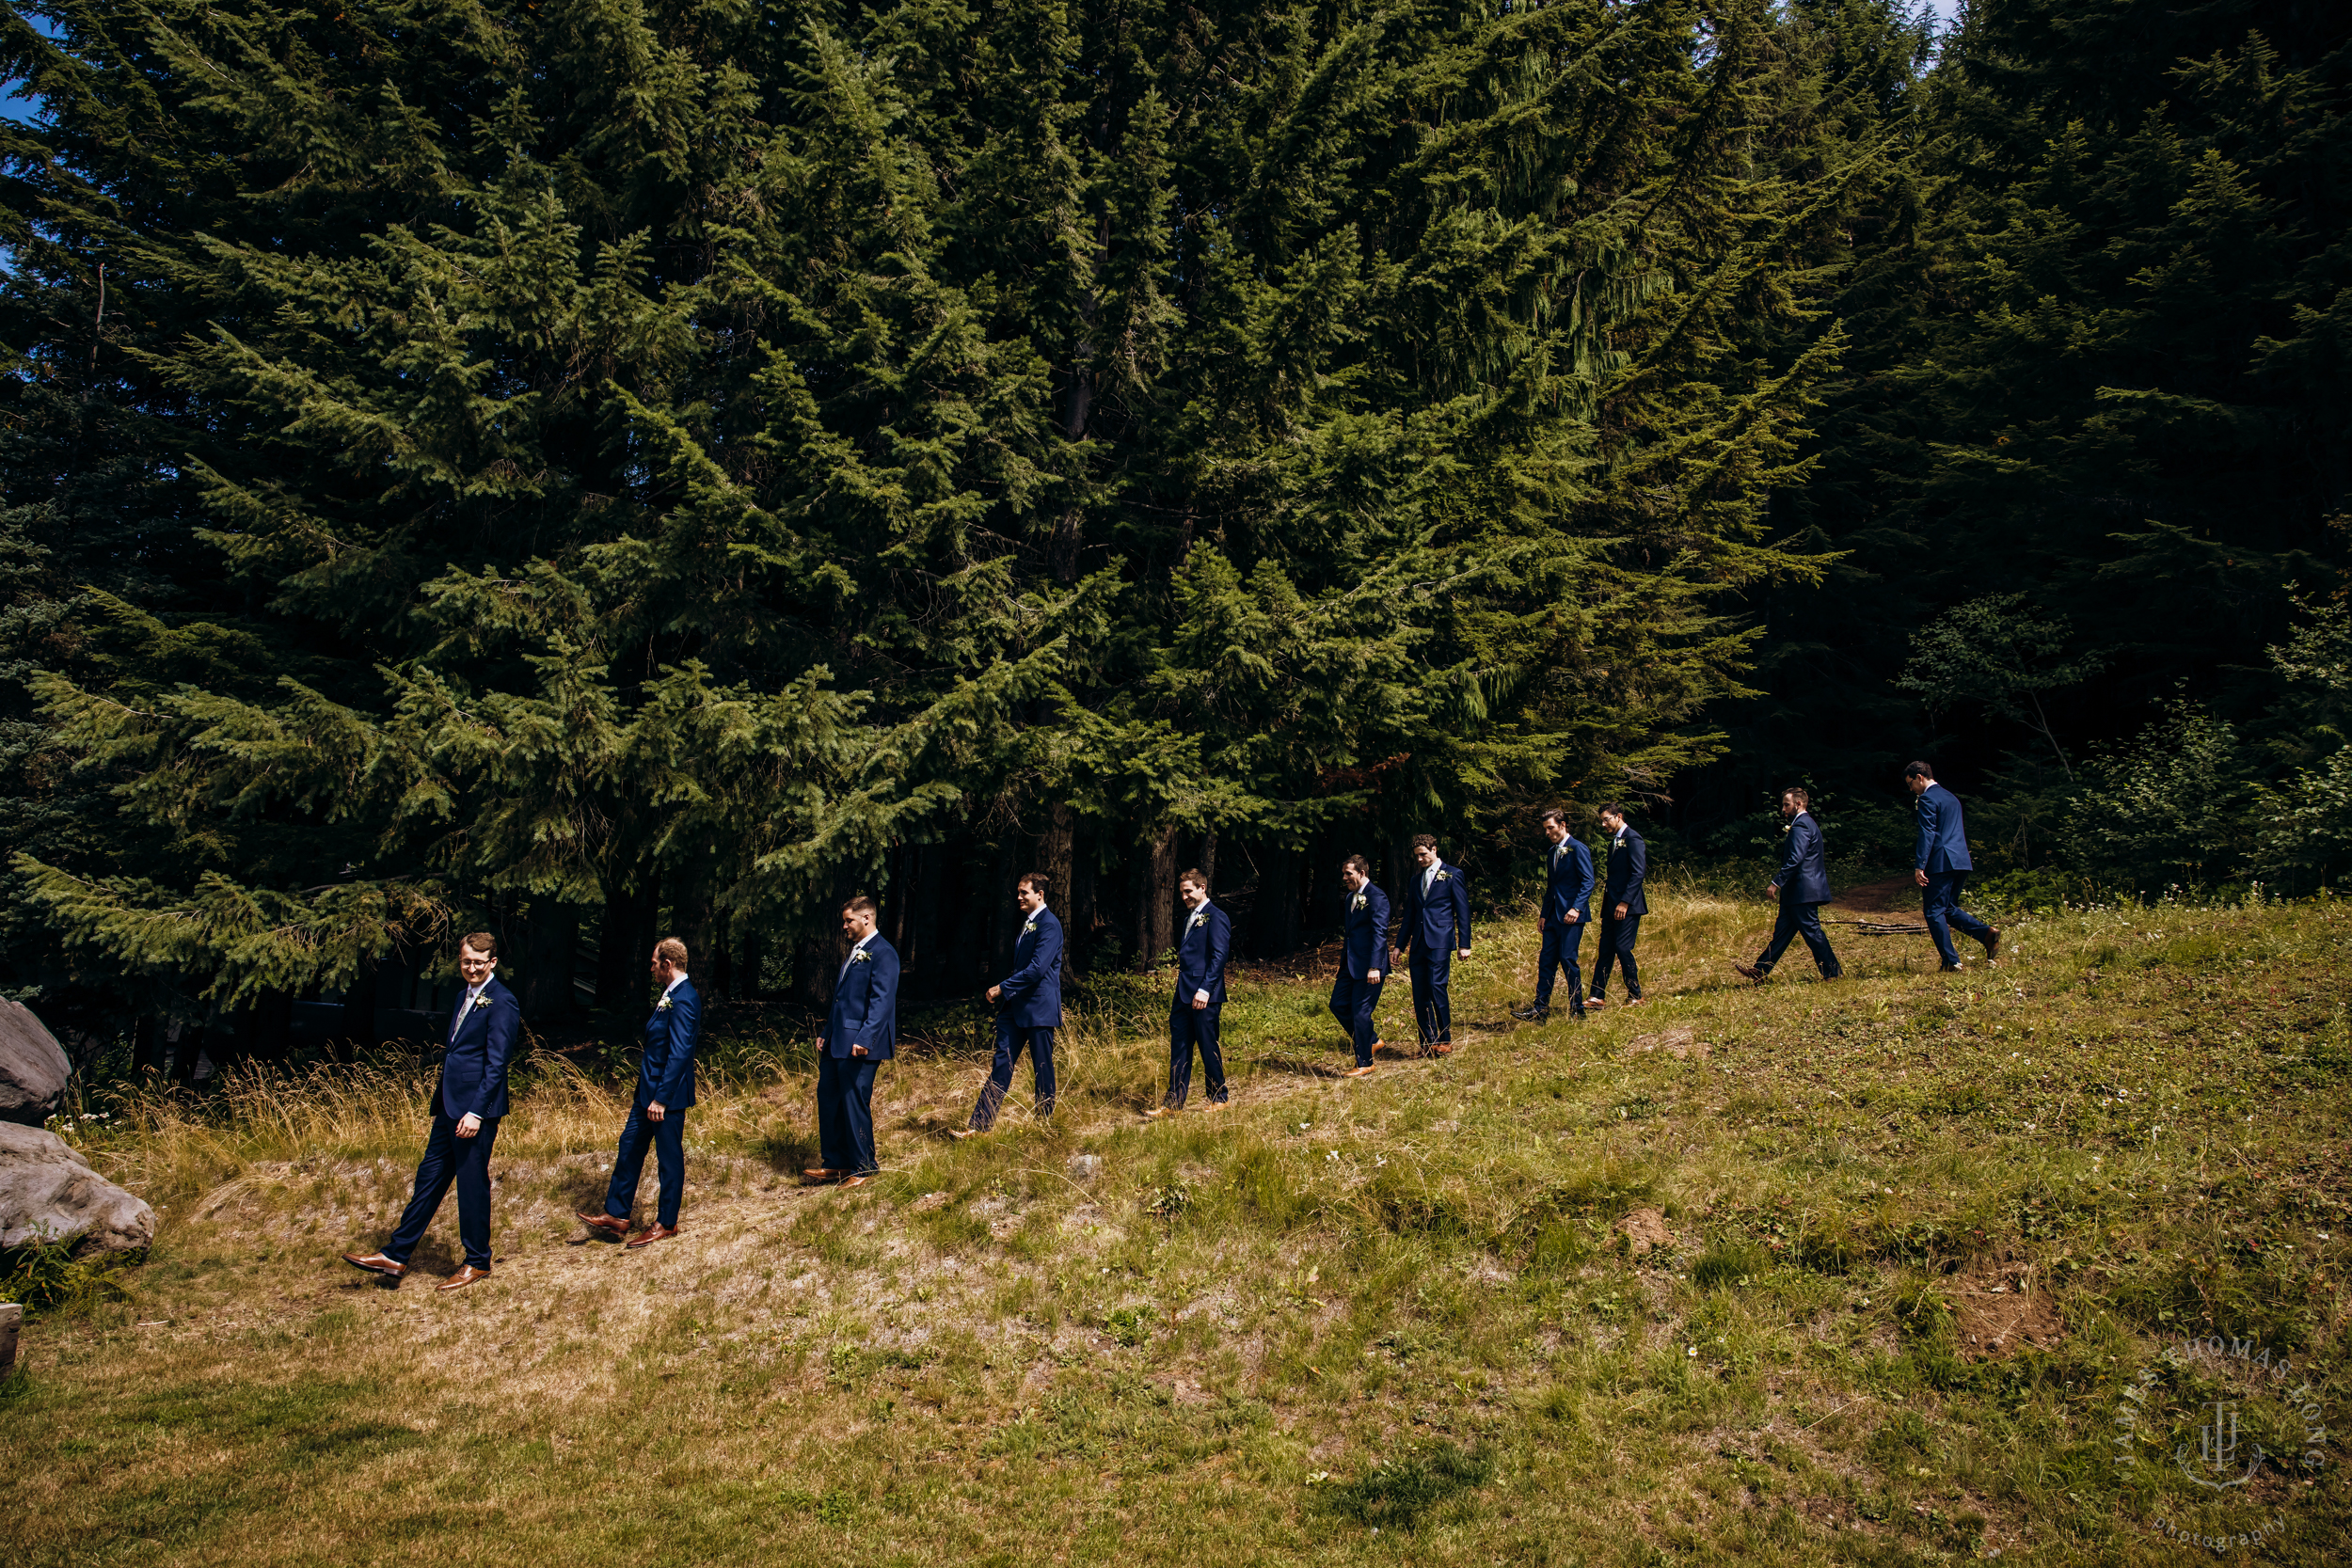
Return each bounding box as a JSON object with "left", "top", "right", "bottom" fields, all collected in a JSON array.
[
  {"left": 1828, "top": 877, "right": 1920, "bottom": 915},
  {"left": 1630, "top": 1027, "right": 1706, "bottom": 1060},
  {"left": 1616, "top": 1207, "right": 1675, "bottom": 1257},
  {"left": 1951, "top": 1255, "right": 2060, "bottom": 1359}
]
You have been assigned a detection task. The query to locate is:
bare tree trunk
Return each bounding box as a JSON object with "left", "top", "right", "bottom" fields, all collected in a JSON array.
[
  {"left": 340, "top": 955, "right": 381, "bottom": 1050},
  {"left": 1138, "top": 825, "right": 1178, "bottom": 964},
  {"left": 131, "top": 1015, "right": 161, "bottom": 1076},
  {"left": 596, "top": 875, "right": 655, "bottom": 1009},
  {"left": 1041, "top": 802, "right": 1074, "bottom": 907}
]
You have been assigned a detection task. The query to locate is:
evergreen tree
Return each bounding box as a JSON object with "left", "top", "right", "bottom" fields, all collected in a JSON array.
[
  {"left": 1713, "top": 0, "right": 2352, "bottom": 833},
  {"left": 2, "top": 0, "right": 1853, "bottom": 1030}
]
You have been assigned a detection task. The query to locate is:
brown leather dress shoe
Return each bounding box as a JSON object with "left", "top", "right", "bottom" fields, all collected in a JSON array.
[
  {"left": 1733, "top": 962, "right": 1769, "bottom": 985},
  {"left": 341, "top": 1250, "right": 405, "bottom": 1280},
  {"left": 838, "top": 1175, "right": 871, "bottom": 1190},
  {"left": 1142, "top": 1106, "right": 1176, "bottom": 1119},
  {"left": 437, "top": 1263, "right": 491, "bottom": 1292},
  {"left": 625, "top": 1223, "right": 679, "bottom": 1249},
  {"left": 1984, "top": 927, "right": 2003, "bottom": 963},
  {"left": 1426, "top": 1042, "right": 1454, "bottom": 1057},
  {"left": 577, "top": 1210, "right": 628, "bottom": 1239},
  {"left": 801, "top": 1168, "right": 844, "bottom": 1185},
  {"left": 1343, "top": 1064, "right": 1377, "bottom": 1079}
]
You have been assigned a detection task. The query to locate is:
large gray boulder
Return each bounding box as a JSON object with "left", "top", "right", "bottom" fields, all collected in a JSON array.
[
  {"left": 0, "top": 1122, "right": 154, "bottom": 1257},
  {"left": 0, "top": 999, "right": 72, "bottom": 1126}
]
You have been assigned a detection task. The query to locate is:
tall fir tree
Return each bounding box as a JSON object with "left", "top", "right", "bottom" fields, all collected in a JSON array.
[{"left": 4, "top": 0, "right": 1851, "bottom": 1039}]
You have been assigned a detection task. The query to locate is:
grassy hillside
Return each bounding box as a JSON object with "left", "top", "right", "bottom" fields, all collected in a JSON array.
[{"left": 7, "top": 886, "right": 2350, "bottom": 1565}]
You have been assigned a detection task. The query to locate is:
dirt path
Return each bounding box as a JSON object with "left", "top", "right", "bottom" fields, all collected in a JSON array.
[{"left": 1829, "top": 876, "right": 1921, "bottom": 914}]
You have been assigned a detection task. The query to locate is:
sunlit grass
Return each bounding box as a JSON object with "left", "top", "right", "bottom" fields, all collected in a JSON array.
[{"left": 7, "top": 887, "right": 2350, "bottom": 1566}]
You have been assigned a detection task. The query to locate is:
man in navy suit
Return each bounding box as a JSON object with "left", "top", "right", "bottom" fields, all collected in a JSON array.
[
  {"left": 1392, "top": 833, "right": 1471, "bottom": 1056},
  {"left": 1330, "top": 854, "right": 1389, "bottom": 1078},
  {"left": 577, "top": 936, "right": 701, "bottom": 1247},
  {"left": 1907, "top": 761, "right": 2001, "bottom": 971},
  {"left": 1514, "top": 807, "right": 1594, "bottom": 1022},
  {"left": 1736, "top": 788, "right": 1844, "bottom": 984},
  {"left": 807, "top": 895, "right": 898, "bottom": 1187},
  {"left": 1587, "top": 804, "right": 1647, "bottom": 1007},
  {"left": 1148, "top": 867, "right": 1231, "bottom": 1117},
  {"left": 957, "top": 872, "right": 1062, "bottom": 1135},
  {"left": 342, "top": 931, "right": 520, "bottom": 1291}
]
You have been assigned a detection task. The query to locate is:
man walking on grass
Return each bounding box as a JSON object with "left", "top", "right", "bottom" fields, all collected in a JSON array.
[
  {"left": 805, "top": 895, "right": 898, "bottom": 1189},
  {"left": 1393, "top": 833, "right": 1471, "bottom": 1056},
  {"left": 1907, "top": 762, "right": 2001, "bottom": 972},
  {"left": 342, "top": 932, "right": 519, "bottom": 1291},
  {"left": 1514, "top": 807, "right": 1593, "bottom": 1022},
  {"left": 954, "top": 872, "right": 1063, "bottom": 1137},
  {"left": 1331, "top": 855, "right": 1389, "bottom": 1078},
  {"left": 1734, "top": 788, "right": 1843, "bottom": 985},
  {"left": 1147, "top": 868, "right": 1230, "bottom": 1117},
  {"left": 577, "top": 938, "right": 701, "bottom": 1247},
  {"left": 1586, "top": 805, "right": 1647, "bottom": 1008}
]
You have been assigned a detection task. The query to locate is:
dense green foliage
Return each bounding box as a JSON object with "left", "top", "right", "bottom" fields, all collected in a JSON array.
[
  {"left": 0, "top": 0, "right": 2345, "bottom": 1051},
  {"left": 1721, "top": 0, "right": 2352, "bottom": 879}
]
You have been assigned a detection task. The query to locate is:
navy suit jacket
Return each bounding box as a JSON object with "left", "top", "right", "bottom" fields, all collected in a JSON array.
[
  {"left": 825, "top": 936, "right": 899, "bottom": 1060},
  {"left": 1398, "top": 863, "right": 1472, "bottom": 955},
  {"left": 1543, "top": 836, "right": 1596, "bottom": 923},
  {"left": 1340, "top": 881, "right": 1391, "bottom": 977},
  {"left": 1174, "top": 901, "right": 1232, "bottom": 1006},
  {"left": 437, "top": 974, "right": 521, "bottom": 1120},
  {"left": 639, "top": 979, "right": 700, "bottom": 1110},
  {"left": 1603, "top": 829, "right": 1649, "bottom": 915},
  {"left": 1775, "top": 812, "right": 1834, "bottom": 905},
  {"left": 997, "top": 907, "right": 1064, "bottom": 1027},
  {"left": 1913, "top": 784, "right": 1975, "bottom": 874}
]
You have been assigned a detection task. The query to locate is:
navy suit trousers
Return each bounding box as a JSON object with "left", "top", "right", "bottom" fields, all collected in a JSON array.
[
  {"left": 603, "top": 1099, "right": 687, "bottom": 1228},
  {"left": 1328, "top": 974, "right": 1383, "bottom": 1067},
  {"left": 970, "top": 1018, "right": 1056, "bottom": 1131},
  {"left": 387, "top": 1112, "right": 501, "bottom": 1270},
  {"left": 1593, "top": 912, "right": 1642, "bottom": 999},
  {"left": 1407, "top": 948, "right": 1454, "bottom": 1045},
  {"left": 1922, "top": 872, "right": 1995, "bottom": 968},
  {"left": 1757, "top": 902, "right": 1842, "bottom": 977},
  {"left": 817, "top": 1053, "right": 882, "bottom": 1175},
  {"left": 1165, "top": 999, "right": 1227, "bottom": 1108},
  {"left": 1534, "top": 917, "right": 1588, "bottom": 1013}
]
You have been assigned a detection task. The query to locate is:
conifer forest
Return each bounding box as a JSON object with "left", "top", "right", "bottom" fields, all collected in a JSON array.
[{"left": 1, "top": 0, "right": 2346, "bottom": 1058}]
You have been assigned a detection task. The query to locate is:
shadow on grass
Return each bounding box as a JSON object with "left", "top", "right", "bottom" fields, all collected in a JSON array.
[
  {"left": 1321, "top": 1439, "right": 1493, "bottom": 1531},
  {"left": 1252, "top": 1052, "right": 1349, "bottom": 1079}
]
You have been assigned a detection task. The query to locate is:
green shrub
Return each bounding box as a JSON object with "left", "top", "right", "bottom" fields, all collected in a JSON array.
[{"left": 0, "top": 1233, "right": 137, "bottom": 1318}]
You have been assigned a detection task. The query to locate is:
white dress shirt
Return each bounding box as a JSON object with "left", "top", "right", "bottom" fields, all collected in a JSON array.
[
  {"left": 839, "top": 933, "right": 874, "bottom": 983},
  {"left": 450, "top": 979, "right": 489, "bottom": 1044}
]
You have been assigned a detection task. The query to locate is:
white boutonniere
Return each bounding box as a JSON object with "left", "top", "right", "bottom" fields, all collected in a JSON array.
[
  {"left": 1022, "top": 919, "right": 1039, "bottom": 936},
  {"left": 655, "top": 995, "right": 673, "bottom": 1012},
  {"left": 471, "top": 993, "right": 491, "bottom": 1011},
  {"left": 850, "top": 948, "right": 873, "bottom": 964},
  {"left": 1187, "top": 911, "right": 1205, "bottom": 930},
  {"left": 1351, "top": 893, "right": 1367, "bottom": 911},
  {"left": 1434, "top": 870, "right": 1450, "bottom": 883}
]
